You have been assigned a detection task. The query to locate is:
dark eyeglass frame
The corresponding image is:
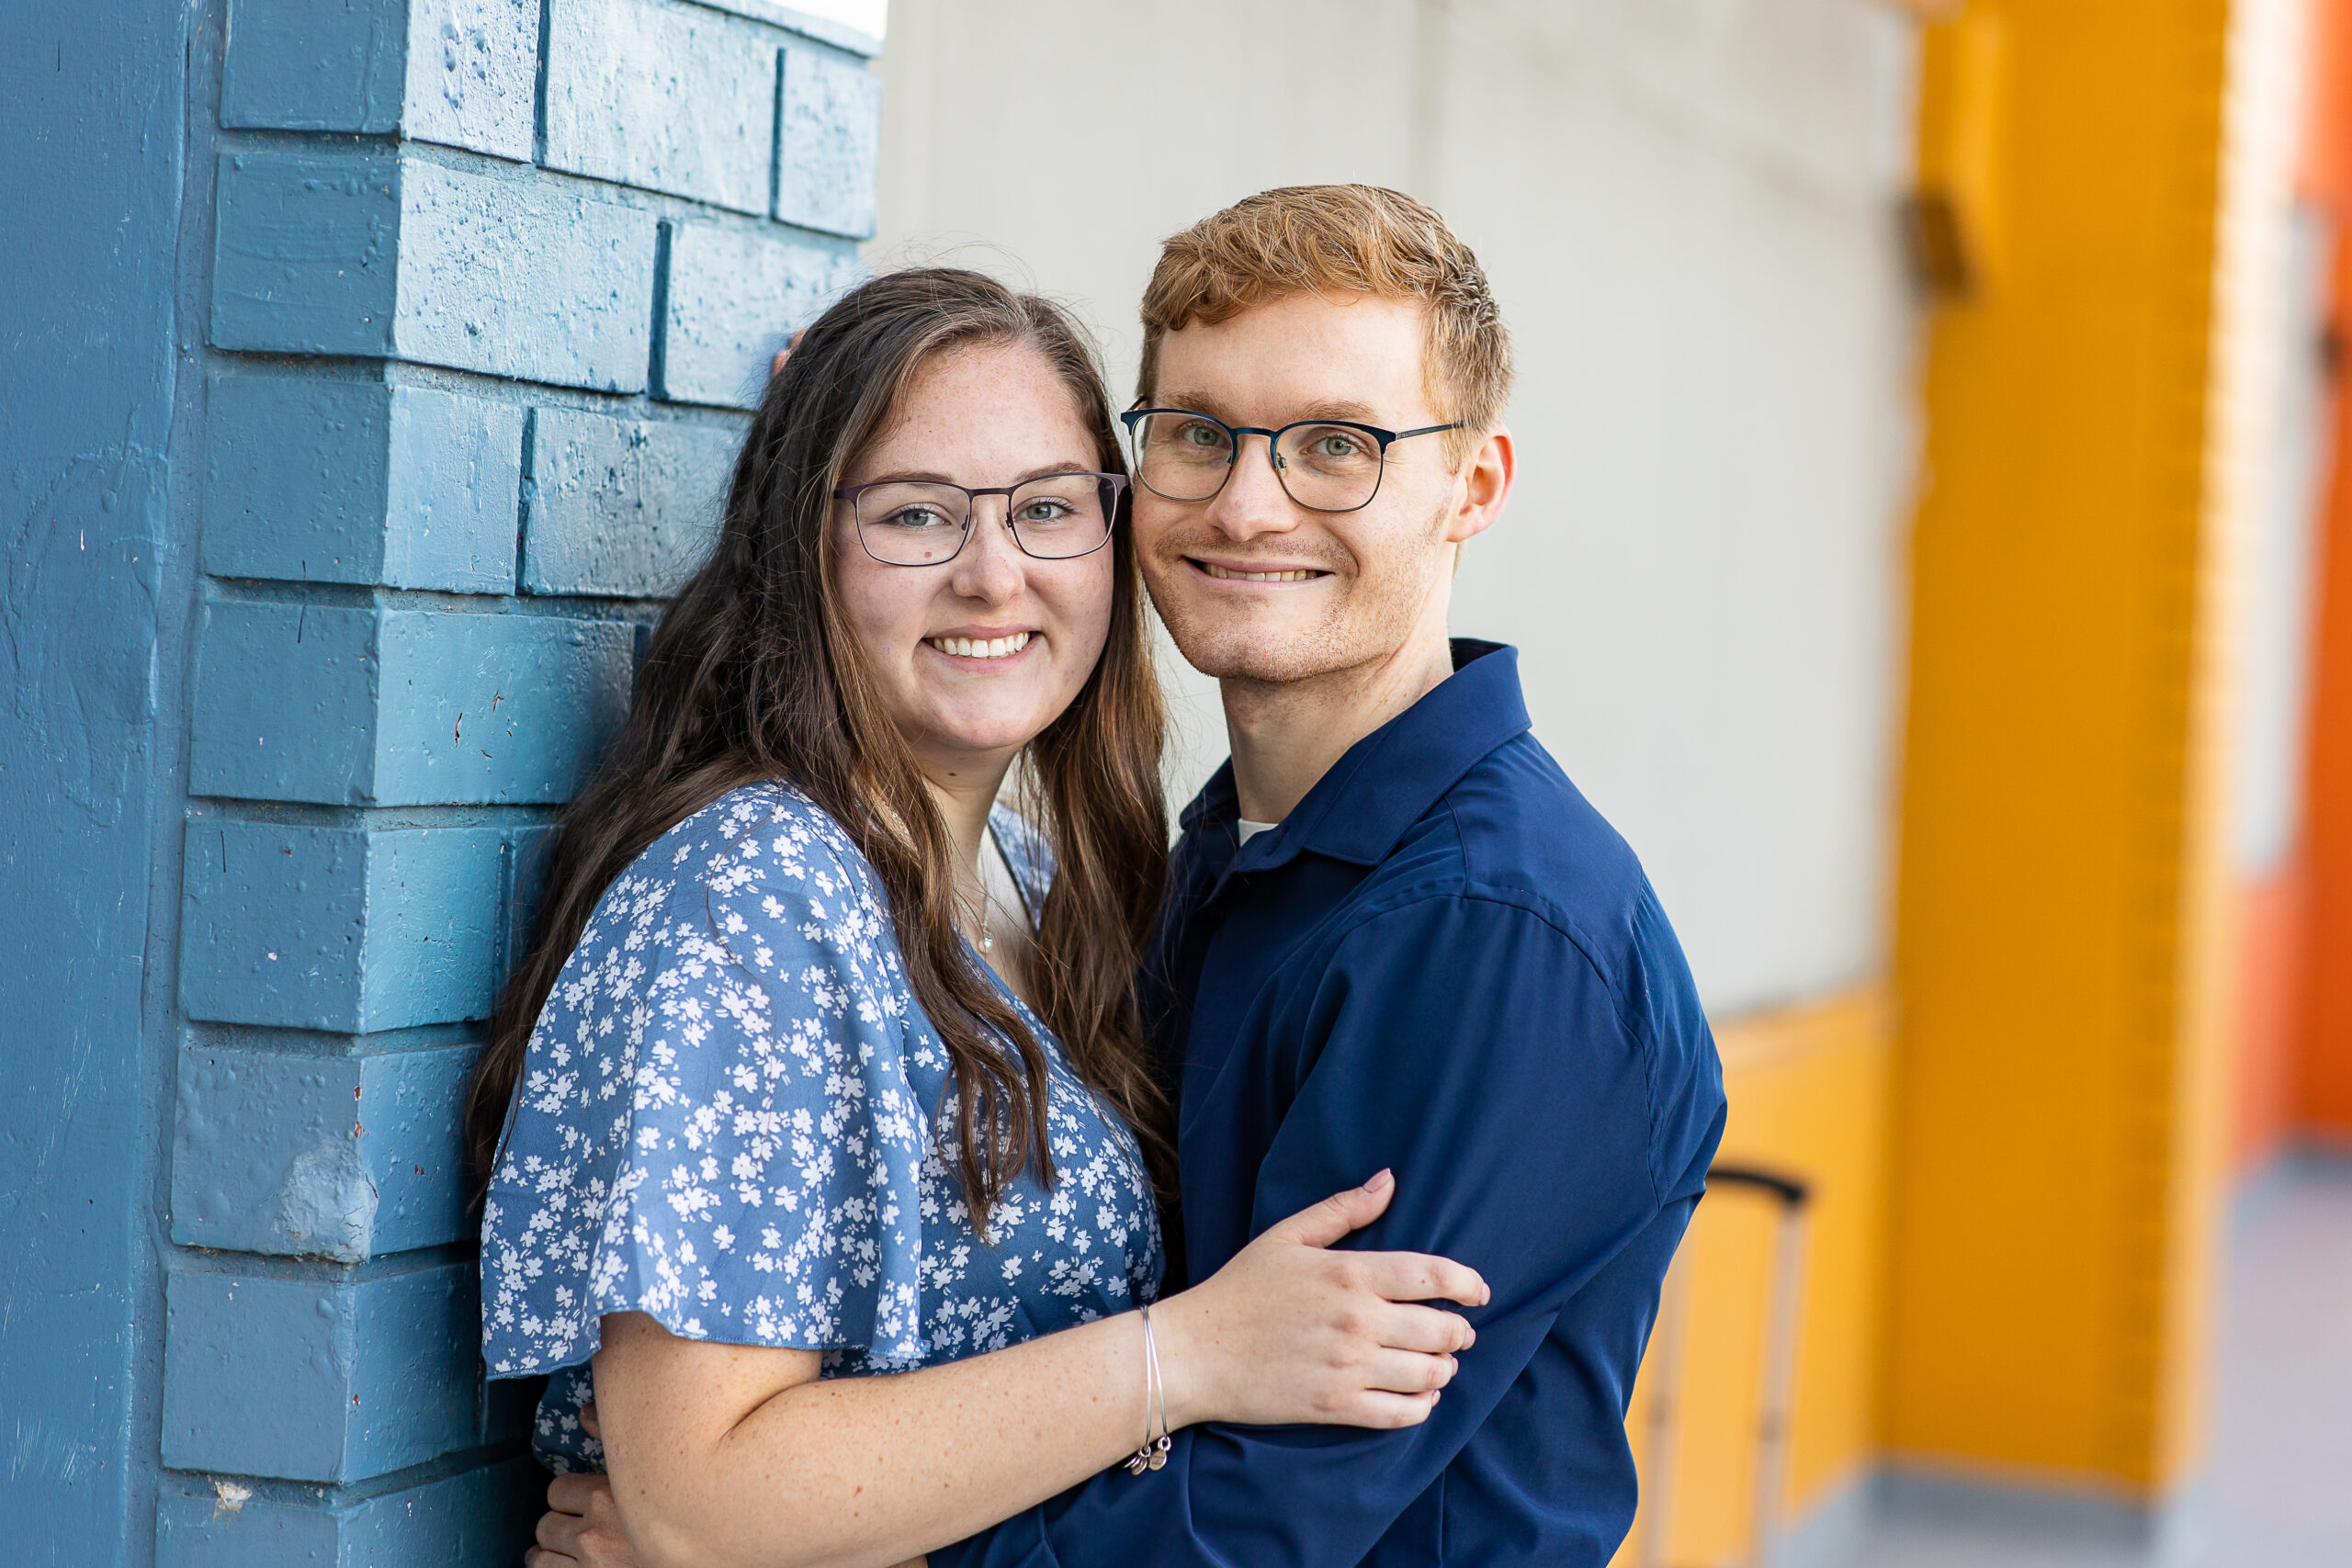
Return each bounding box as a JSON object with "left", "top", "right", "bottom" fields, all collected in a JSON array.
[
  {"left": 831, "top": 472, "right": 1129, "bottom": 566},
  {"left": 1119, "top": 407, "right": 1464, "bottom": 513}
]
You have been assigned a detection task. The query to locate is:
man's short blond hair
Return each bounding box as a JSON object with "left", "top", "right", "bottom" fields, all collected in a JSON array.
[{"left": 1137, "top": 186, "right": 1512, "bottom": 467}]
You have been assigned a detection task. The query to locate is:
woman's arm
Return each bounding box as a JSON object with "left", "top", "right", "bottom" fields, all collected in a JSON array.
[{"left": 559, "top": 1171, "right": 1485, "bottom": 1568}]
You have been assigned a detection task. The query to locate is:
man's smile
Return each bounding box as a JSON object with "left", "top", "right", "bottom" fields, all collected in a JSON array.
[{"left": 1189, "top": 557, "right": 1333, "bottom": 584}]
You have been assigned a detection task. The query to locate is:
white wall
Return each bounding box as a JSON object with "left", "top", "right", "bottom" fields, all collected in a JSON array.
[{"left": 871, "top": 0, "right": 1921, "bottom": 1017}]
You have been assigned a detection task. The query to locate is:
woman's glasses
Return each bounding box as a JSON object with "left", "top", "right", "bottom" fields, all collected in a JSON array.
[
  {"left": 834, "top": 473, "right": 1126, "bottom": 567},
  {"left": 1120, "top": 409, "right": 1463, "bottom": 513}
]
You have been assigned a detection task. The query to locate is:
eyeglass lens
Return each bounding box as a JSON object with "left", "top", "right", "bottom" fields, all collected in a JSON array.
[
  {"left": 852, "top": 476, "right": 1112, "bottom": 565},
  {"left": 1131, "top": 413, "right": 1386, "bottom": 511}
]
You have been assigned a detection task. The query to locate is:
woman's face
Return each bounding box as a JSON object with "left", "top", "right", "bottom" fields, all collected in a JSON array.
[{"left": 832, "top": 343, "right": 1116, "bottom": 787}]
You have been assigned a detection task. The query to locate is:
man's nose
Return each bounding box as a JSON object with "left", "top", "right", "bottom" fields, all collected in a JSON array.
[{"left": 1204, "top": 433, "right": 1302, "bottom": 542}]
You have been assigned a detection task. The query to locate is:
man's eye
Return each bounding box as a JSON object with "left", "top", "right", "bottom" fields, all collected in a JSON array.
[
  {"left": 1179, "top": 423, "right": 1226, "bottom": 448},
  {"left": 1311, "top": 433, "right": 1364, "bottom": 458}
]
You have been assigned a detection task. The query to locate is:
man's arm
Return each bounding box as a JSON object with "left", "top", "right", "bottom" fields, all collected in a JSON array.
[{"left": 933, "top": 890, "right": 1722, "bottom": 1568}]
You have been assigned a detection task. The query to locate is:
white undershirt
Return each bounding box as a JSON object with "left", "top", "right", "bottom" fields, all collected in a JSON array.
[
  {"left": 978, "top": 827, "right": 1035, "bottom": 936},
  {"left": 1237, "top": 818, "right": 1282, "bottom": 846}
]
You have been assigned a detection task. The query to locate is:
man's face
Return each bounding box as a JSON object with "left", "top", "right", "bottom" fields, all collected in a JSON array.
[{"left": 1133, "top": 293, "right": 1471, "bottom": 685}]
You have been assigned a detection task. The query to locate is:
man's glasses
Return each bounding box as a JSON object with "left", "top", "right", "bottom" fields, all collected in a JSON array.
[
  {"left": 1120, "top": 409, "right": 1463, "bottom": 513},
  {"left": 833, "top": 473, "right": 1126, "bottom": 567}
]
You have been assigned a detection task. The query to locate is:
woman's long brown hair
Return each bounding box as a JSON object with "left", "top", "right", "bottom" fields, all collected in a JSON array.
[{"left": 464, "top": 267, "right": 1171, "bottom": 1223}]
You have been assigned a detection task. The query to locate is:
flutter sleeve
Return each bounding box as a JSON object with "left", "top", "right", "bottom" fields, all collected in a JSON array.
[{"left": 481, "top": 788, "right": 936, "bottom": 1390}]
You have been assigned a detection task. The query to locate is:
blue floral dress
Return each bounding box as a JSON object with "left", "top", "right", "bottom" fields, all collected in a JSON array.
[{"left": 479, "top": 782, "right": 1164, "bottom": 1470}]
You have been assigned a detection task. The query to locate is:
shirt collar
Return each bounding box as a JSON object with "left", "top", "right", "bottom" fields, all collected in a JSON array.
[{"left": 1178, "top": 639, "right": 1532, "bottom": 872}]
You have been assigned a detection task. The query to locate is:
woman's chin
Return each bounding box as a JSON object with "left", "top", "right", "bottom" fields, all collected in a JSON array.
[{"left": 915, "top": 706, "right": 1057, "bottom": 763}]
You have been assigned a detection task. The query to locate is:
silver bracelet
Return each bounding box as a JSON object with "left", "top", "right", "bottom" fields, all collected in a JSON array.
[{"left": 1124, "top": 1303, "right": 1171, "bottom": 1475}]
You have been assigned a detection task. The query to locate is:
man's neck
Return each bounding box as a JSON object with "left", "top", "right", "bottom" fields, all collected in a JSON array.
[{"left": 1223, "top": 625, "right": 1457, "bottom": 825}]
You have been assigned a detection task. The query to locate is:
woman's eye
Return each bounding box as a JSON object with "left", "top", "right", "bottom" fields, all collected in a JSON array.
[
  {"left": 887, "top": 506, "right": 952, "bottom": 529},
  {"left": 1019, "top": 500, "right": 1073, "bottom": 524}
]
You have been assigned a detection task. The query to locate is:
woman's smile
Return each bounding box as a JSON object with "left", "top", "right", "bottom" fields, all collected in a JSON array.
[
  {"left": 837, "top": 343, "right": 1114, "bottom": 770},
  {"left": 926, "top": 627, "right": 1036, "bottom": 661}
]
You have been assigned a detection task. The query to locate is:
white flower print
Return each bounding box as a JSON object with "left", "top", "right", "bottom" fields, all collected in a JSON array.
[{"left": 480, "top": 784, "right": 1161, "bottom": 1472}]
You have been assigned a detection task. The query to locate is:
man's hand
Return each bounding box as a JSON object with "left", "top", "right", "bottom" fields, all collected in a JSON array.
[
  {"left": 525, "top": 1472, "right": 636, "bottom": 1568},
  {"left": 522, "top": 1405, "right": 926, "bottom": 1568},
  {"left": 769, "top": 329, "right": 807, "bottom": 380}
]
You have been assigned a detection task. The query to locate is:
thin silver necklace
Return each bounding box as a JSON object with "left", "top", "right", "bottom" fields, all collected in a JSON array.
[
  {"left": 965, "top": 828, "right": 1001, "bottom": 953},
  {"left": 967, "top": 885, "right": 995, "bottom": 952}
]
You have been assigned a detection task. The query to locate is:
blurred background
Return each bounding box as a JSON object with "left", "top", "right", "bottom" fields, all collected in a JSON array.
[
  {"left": 4, "top": 0, "right": 2347, "bottom": 1562},
  {"left": 862, "top": 1, "right": 2352, "bottom": 1564}
]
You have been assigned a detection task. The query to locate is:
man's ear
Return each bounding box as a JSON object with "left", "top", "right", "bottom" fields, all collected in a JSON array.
[{"left": 1445, "top": 426, "right": 1514, "bottom": 546}]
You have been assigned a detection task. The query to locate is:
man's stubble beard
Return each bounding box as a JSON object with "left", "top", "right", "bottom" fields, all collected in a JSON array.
[{"left": 1138, "top": 494, "right": 1455, "bottom": 688}]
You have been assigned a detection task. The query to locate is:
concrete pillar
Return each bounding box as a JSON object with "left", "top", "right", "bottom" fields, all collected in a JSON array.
[{"left": 0, "top": 2, "right": 880, "bottom": 1560}]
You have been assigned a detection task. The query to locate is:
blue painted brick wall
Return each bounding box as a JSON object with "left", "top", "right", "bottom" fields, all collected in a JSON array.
[
  {"left": 203, "top": 373, "right": 525, "bottom": 592},
  {"left": 220, "top": 0, "right": 539, "bottom": 163},
  {"left": 180, "top": 821, "right": 511, "bottom": 1032},
  {"left": 522, "top": 407, "right": 739, "bottom": 595},
  {"left": 213, "top": 151, "right": 664, "bottom": 391},
  {"left": 655, "top": 216, "right": 856, "bottom": 408},
  {"left": 173, "top": 1043, "right": 480, "bottom": 1259},
  {"left": 544, "top": 0, "right": 779, "bottom": 215},
  {"left": 145, "top": 0, "right": 879, "bottom": 1556},
  {"left": 776, "top": 43, "right": 882, "bottom": 237},
  {"left": 162, "top": 1258, "right": 484, "bottom": 1481},
  {"left": 154, "top": 1460, "right": 543, "bottom": 1568},
  {"left": 189, "top": 601, "right": 634, "bottom": 805}
]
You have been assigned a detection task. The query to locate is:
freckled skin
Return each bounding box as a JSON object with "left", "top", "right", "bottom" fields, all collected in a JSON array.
[
  {"left": 1135, "top": 294, "right": 1463, "bottom": 688},
  {"left": 1134, "top": 291, "right": 1516, "bottom": 823},
  {"left": 832, "top": 344, "right": 1114, "bottom": 789}
]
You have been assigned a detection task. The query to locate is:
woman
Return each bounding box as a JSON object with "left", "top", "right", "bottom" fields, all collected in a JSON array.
[{"left": 470, "top": 267, "right": 1487, "bottom": 1568}]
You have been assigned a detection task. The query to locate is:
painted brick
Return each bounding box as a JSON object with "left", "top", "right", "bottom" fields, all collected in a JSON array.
[
  {"left": 544, "top": 0, "right": 777, "bottom": 215},
  {"left": 203, "top": 373, "right": 522, "bottom": 592},
  {"left": 522, "top": 408, "right": 736, "bottom": 595},
  {"left": 213, "top": 151, "right": 659, "bottom": 392},
  {"left": 190, "top": 603, "right": 377, "bottom": 804},
  {"left": 654, "top": 218, "right": 858, "bottom": 410},
  {"left": 190, "top": 601, "right": 633, "bottom": 806},
  {"left": 220, "top": 0, "right": 538, "bottom": 163},
  {"left": 161, "top": 1258, "right": 482, "bottom": 1483},
  {"left": 154, "top": 1461, "right": 539, "bottom": 1568},
  {"left": 503, "top": 823, "right": 561, "bottom": 979},
  {"left": 697, "top": 0, "right": 882, "bottom": 56},
  {"left": 211, "top": 151, "right": 403, "bottom": 359},
  {"left": 775, "top": 44, "right": 882, "bottom": 238},
  {"left": 397, "top": 159, "right": 660, "bottom": 391},
  {"left": 171, "top": 1043, "right": 479, "bottom": 1261},
  {"left": 180, "top": 821, "right": 505, "bottom": 1032}
]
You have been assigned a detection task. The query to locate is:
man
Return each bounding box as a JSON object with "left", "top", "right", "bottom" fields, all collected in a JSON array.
[{"left": 543, "top": 186, "right": 1724, "bottom": 1565}]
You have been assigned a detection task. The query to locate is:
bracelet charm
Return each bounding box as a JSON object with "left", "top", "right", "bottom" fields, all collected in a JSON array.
[{"left": 1125, "top": 1303, "right": 1171, "bottom": 1475}]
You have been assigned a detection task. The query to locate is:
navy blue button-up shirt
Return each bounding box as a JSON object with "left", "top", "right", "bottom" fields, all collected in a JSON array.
[{"left": 935, "top": 640, "right": 1726, "bottom": 1567}]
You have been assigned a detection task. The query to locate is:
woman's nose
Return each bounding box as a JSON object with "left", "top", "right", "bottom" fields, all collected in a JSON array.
[{"left": 948, "top": 502, "right": 1026, "bottom": 599}]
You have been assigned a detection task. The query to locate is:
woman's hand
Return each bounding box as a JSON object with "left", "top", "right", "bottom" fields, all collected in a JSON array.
[{"left": 1152, "top": 1168, "right": 1488, "bottom": 1431}]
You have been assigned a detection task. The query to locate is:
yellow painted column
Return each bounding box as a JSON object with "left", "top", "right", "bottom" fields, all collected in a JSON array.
[{"left": 1887, "top": 0, "right": 2267, "bottom": 1495}]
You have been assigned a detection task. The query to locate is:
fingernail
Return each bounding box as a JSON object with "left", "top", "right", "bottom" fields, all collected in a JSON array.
[{"left": 1363, "top": 1168, "right": 1395, "bottom": 1193}]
